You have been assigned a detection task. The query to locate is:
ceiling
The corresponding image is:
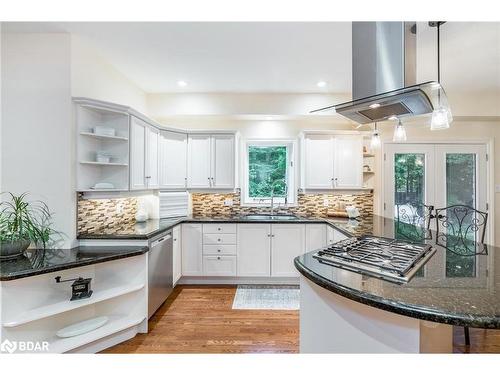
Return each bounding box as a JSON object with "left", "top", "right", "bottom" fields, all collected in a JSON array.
[
  {"left": 3, "top": 22, "right": 352, "bottom": 94},
  {"left": 3, "top": 22, "right": 499, "bottom": 99}
]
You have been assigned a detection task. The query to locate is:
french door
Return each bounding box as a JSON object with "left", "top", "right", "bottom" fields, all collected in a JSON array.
[{"left": 384, "top": 143, "right": 488, "bottom": 240}]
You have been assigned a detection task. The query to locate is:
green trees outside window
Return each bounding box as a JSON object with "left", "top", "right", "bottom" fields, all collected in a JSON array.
[{"left": 248, "top": 146, "right": 287, "bottom": 198}]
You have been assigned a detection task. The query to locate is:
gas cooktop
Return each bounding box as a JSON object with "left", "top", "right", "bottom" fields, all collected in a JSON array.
[{"left": 313, "top": 235, "right": 436, "bottom": 283}]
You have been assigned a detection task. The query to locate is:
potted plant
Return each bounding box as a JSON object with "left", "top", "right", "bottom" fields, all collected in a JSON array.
[{"left": 0, "top": 192, "right": 58, "bottom": 259}]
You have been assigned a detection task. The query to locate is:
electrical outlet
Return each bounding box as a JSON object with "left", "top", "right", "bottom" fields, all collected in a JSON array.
[
  {"left": 323, "top": 199, "right": 330, "bottom": 207},
  {"left": 224, "top": 199, "right": 234, "bottom": 206},
  {"left": 116, "top": 204, "right": 123, "bottom": 214},
  {"left": 495, "top": 185, "right": 500, "bottom": 193}
]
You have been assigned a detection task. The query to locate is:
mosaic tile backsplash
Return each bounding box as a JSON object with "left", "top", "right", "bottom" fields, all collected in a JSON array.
[
  {"left": 77, "top": 192, "right": 373, "bottom": 235},
  {"left": 191, "top": 191, "right": 373, "bottom": 218},
  {"left": 77, "top": 196, "right": 138, "bottom": 234}
]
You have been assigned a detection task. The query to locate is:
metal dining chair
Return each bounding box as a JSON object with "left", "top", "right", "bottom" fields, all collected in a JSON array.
[
  {"left": 434, "top": 204, "right": 488, "bottom": 346},
  {"left": 395, "top": 203, "right": 434, "bottom": 242}
]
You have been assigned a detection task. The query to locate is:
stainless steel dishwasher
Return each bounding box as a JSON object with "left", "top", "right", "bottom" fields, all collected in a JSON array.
[{"left": 148, "top": 230, "right": 173, "bottom": 318}]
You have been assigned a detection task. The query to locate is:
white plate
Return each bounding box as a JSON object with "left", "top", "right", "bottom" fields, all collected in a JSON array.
[{"left": 56, "top": 316, "right": 109, "bottom": 338}]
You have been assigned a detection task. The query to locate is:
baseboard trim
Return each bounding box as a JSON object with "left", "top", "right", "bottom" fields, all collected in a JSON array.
[{"left": 179, "top": 276, "right": 299, "bottom": 285}]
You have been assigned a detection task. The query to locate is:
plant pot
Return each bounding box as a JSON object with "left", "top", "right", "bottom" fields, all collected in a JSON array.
[{"left": 0, "top": 239, "right": 31, "bottom": 260}]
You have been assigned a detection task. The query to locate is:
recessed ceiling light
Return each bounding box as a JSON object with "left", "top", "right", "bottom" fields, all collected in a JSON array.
[
  {"left": 369, "top": 103, "right": 381, "bottom": 109},
  {"left": 316, "top": 81, "right": 327, "bottom": 88},
  {"left": 265, "top": 116, "right": 273, "bottom": 120},
  {"left": 177, "top": 80, "right": 187, "bottom": 87}
]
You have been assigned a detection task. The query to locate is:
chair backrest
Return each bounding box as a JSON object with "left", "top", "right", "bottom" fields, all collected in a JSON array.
[
  {"left": 395, "top": 203, "right": 434, "bottom": 242},
  {"left": 435, "top": 205, "right": 488, "bottom": 252}
]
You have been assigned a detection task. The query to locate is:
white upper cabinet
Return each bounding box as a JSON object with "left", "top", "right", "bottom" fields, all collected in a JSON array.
[
  {"left": 187, "top": 134, "right": 212, "bottom": 188},
  {"left": 303, "top": 134, "right": 335, "bottom": 189},
  {"left": 211, "top": 135, "right": 235, "bottom": 189},
  {"left": 130, "top": 116, "right": 159, "bottom": 190},
  {"left": 159, "top": 131, "right": 187, "bottom": 189},
  {"left": 130, "top": 117, "right": 147, "bottom": 190},
  {"left": 302, "top": 133, "right": 363, "bottom": 190},
  {"left": 187, "top": 133, "right": 235, "bottom": 189},
  {"left": 146, "top": 126, "right": 159, "bottom": 189},
  {"left": 334, "top": 136, "right": 363, "bottom": 189}
]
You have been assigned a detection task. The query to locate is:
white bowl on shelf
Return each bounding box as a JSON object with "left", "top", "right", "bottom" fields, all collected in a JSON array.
[
  {"left": 93, "top": 126, "right": 115, "bottom": 137},
  {"left": 91, "top": 182, "right": 115, "bottom": 190},
  {"left": 56, "top": 316, "right": 109, "bottom": 338}
]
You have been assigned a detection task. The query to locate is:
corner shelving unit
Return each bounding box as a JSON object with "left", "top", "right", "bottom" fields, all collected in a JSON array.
[
  {"left": 75, "top": 100, "right": 131, "bottom": 191},
  {"left": 362, "top": 137, "right": 376, "bottom": 190}
]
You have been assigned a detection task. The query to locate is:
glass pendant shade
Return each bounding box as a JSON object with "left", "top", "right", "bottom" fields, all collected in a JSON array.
[
  {"left": 430, "top": 106, "right": 452, "bottom": 130},
  {"left": 371, "top": 131, "right": 381, "bottom": 149},
  {"left": 393, "top": 120, "right": 407, "bottom": 142}
]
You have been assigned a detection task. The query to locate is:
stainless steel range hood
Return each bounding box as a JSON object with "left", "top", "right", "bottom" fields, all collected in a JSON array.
[{"left": 311, "top": 22, "right": 450, "bottom": 124}]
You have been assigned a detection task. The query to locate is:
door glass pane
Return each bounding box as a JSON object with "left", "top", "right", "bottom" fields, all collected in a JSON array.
[
  {"left": 393, "top": 153, "right": 426, "bottom": 276},
  {"left": 445, "top": 153, "right": 476, "bottom": 277}
]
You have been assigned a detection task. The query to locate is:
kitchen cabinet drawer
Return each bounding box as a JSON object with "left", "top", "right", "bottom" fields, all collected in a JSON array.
[
  {"left": 203, "top": 223, "right": 237, "bottom": 234},
  {"left": 203, "top": 233, "right": 237, "bottom": 245},
  {"left": 203, "top": 244, "right": 237, "bottom": 255},
  {"left": 203, "top": 255, "right": 237, "bottom": 276}
]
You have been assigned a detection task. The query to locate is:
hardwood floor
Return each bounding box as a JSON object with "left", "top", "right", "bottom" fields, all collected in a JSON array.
[
  {"left": 102, "top": 285, "right": 299, "bottom": 353},
  {"left": 102, "top": 285, "right": 499, "bottom": 354}
]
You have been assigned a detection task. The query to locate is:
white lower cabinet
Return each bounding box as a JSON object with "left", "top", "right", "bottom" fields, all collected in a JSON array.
[
  {"left": 181, "top": 223, "right": 203, "bottom": 276},
  {"left": 271, "top": 224, "right": 306, "bottom": 277},
  {"left": 172, "top": 225, "right": 182, "bottom": 285},
  {"left": 327, "top": 226, "right": 349, "bottom": 245},
  {"left": 203, "top": 255, "right": 237, "bottom": 276},
  {"left": 178, "top": 223, "right": 347, "bottom": 280},
  {"left": 237, "top": 224, "right": 271, "bottom": 277},
  {"left": 305, "top": 224, "right": 327, "bottom": 252}
]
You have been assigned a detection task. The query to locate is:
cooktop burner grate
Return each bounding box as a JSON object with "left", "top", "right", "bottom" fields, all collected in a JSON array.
[{"left": 313, "top": 235, "right": 436, "bottom": 283}]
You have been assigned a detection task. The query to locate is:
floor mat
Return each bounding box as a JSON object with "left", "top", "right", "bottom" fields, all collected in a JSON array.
[{"left": 232, "top": 284, "right": 299, "bottom": 310}]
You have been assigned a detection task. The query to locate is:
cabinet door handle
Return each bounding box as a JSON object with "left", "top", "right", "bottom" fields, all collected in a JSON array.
[
  {"left": 217, "top": 256, "right": 221, "bottom": 260},
  {"left": 218, "top": 227, "right": 222, "bottom": 231},
  {"left": 217, "top": 249, "right": 221, "bottom": 252},
  {"left": 217, "top": 238, "right": 221, "bottom": 242}
]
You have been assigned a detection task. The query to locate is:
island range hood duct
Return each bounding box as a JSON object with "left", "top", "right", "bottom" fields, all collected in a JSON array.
[{"left": 311, "top": 22, "right": 450, "bottom": 124}]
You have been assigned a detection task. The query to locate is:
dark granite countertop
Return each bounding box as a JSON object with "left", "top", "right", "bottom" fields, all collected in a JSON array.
[
  {"left": 0, "top": 245, "right": 148, "bottom": 281},
  {"left": 77, "top": 214, "right": 340, "bottom": 240},
  {"left": 295, "top": 215, "right": 500, "bottom": 329}
]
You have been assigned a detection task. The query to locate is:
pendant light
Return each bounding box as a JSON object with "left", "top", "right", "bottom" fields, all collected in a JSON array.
[
  {"left": 430, "top": 21, "right": 453, "bottom": 130},
  {"left": 393, "top": 119, "right": 407, "bottom": 142},
  {"left": 370, "top": 123, "right": 381, "bottom": 149}
]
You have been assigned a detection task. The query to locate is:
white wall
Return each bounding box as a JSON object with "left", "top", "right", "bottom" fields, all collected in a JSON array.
[
  {"left": 1, "top": 33, "right": 75, "bottom": 248},
  {"left": 147, "top": 92, "right": 350, "bottom": 117},
  {"left": 417, "top": 22, "right": 500, "bottom": 117},
  {"left": 71, "top": 35, "right": 147, "bottom": 113}
]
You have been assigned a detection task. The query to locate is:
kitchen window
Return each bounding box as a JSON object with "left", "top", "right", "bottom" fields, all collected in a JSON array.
[{"left": 242, "top": 140, "right": 296, "bottom": 206}]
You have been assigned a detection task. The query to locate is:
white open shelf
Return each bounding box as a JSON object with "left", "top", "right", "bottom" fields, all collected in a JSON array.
[
  {"left": 3, "top": 283, "right": 145, "bottom": 328},
  {"left": 80, "top": 132, "right": 128, "bottom": 141},
  {"left": 79, "top": 161, "right": 128, "bottom": 167},
  {"left": 47, "top": 314, "right": 144, "bottom": 353},
  {"left": 76, "top": 102, "right": 130, "bottom": 191}
]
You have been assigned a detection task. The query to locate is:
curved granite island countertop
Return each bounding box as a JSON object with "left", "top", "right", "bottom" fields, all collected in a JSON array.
[{"left": 295, "top": 215, "right": 500, "bottom": 329}]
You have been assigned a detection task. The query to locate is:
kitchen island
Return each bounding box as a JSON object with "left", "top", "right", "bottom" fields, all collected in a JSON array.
[{"left": 294, "top": 215, "right": 499, "bottom": 353}]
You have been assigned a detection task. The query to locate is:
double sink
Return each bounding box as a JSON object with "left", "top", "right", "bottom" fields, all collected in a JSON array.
[{"left": 241, "top": 214, "right": 300, "bottom": 221}]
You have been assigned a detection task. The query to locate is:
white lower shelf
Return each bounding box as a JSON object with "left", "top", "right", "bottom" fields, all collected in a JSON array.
[
  {"left": 3, "top": 283, "right": 145, "bottom": 328},
  {"left": 48, "top": 314, "right": 145, "bottom": 353},
  {"left": 79, "top": 161, "right": 128, "bottom": 167}
]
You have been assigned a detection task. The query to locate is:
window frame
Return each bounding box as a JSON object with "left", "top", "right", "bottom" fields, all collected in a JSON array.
[{"left": 241, "top": 139, "right": 297, "bottom": 207}]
